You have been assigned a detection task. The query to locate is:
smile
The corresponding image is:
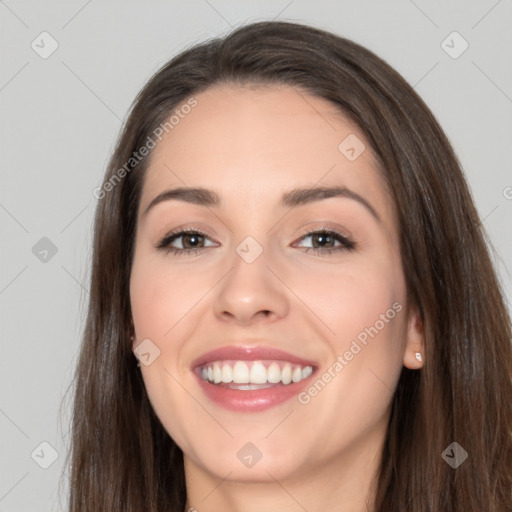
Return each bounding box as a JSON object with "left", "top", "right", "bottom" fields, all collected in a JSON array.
[
  {"left": 192, "top": 345, "right": 317, "bottom": 412},
  {"left": 199, "top": 360, "right": 314, "bottom": 388}
]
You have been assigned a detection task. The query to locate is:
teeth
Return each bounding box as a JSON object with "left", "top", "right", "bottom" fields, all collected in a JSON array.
[
  {"left": 281, "top": 365, "right": 292, "bottom": 385},
  {"left": 302, "top": 366, "right": 313, "bottom": 379},
  {"left": 267, "top": 363, "right": 281, "bottom": 383},
  {"left": 199, "top": 360, "right": 314, "bottom": 386},
  {"left": 213, "top": 363, "right": 222, "bottom": 384},
  {"left": 221, "top": 363, "right": 233, "bottom": 383},
  {"left": 232, "top": 361, "right": 250, "bottom": 383},
  {"left": 249, "top": 361, "right": 267, "bottom": 384}
]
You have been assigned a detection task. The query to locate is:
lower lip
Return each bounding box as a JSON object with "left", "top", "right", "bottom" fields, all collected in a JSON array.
[{"left": 194, "top": 372, "right": 315, "bottom": 412}]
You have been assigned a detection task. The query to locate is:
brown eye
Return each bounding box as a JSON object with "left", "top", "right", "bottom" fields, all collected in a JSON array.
[
  {"left": 180, "top": 233, "right": 204, "bottom": 248},
  {"left": 294, "top": 229, "right": 356, "bottom": 254},
  {"left": 156, "top": 229, "right": 216, "bottom": 254},
  {"left": 310, "top": 232, "right": 336, "bottom": 248}
]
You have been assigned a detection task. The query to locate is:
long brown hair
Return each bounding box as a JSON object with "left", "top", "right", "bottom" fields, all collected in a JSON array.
[{"left": 65, "top": 21, "right": 512, "bottom": 511}]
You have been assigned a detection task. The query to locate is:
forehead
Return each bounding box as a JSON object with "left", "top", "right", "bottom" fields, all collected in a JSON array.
[{"left": 139, "top": 83, "right": 393, "bottom": 221}]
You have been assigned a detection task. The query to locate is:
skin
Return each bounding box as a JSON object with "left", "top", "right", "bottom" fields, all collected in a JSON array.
[{"left": 129, "top": 83, "right": 424, "bottom": 512}]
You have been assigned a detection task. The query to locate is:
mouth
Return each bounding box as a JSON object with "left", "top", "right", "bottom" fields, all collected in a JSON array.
[
  {"left": 198, "top": 360, "right": 314, "bottom": 388},
  {"left": 191, "top": 346, "right": 317, "bottom": 412}
]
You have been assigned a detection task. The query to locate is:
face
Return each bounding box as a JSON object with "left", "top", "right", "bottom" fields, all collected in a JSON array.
[{"left": 129, "top": 83, "right": 423, "bottom": 489}]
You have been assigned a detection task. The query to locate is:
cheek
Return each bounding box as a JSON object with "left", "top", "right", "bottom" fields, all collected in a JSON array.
[
  {"left": 286, "top": 249, "right": 407, "bottom": 352},
  {"left": 287, "top": 251, "right": 408, "bottom": 417},
  {"left": 129, "top": 258, "right": 209, "bottom": 451},
  {"left": 130, "top": 256, "right": 209, "bottom": 341}
]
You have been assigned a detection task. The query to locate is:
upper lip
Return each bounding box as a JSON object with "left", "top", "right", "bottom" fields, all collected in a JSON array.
[{"left": 191, "top": 345, "right": 318, "bottom": 369}]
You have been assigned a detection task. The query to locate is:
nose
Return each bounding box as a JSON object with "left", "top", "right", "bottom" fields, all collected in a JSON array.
[{"left": 212, "top": 248, "right": 289, "bottom": 326}]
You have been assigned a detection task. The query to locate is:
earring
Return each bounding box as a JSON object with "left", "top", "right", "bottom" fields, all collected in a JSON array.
[{"left": 415, "top": 352, "right": 422, "bottom": 362}]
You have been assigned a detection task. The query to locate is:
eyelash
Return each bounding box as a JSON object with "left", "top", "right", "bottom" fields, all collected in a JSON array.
[{"left": 155, "top": 226, "right": 356, "bottom": 256}]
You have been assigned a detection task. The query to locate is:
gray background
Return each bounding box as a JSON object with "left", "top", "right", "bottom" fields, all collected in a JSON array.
[{"left": 1, "top": 1, "right": 511, "bottom": 510}]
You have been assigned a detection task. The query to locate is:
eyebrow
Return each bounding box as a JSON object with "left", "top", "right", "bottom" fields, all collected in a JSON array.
[{"left": 143, "top": 185, "right": 381, "bottom": 222}]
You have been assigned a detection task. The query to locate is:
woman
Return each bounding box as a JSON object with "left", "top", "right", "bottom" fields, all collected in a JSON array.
[{"left": 67, "top": 21, "right": 512, "bottom": 511}]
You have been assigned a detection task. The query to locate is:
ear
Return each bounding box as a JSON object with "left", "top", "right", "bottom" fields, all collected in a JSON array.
[{"left": 402, "top": 304, "right": 425, "bottom": 370}]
